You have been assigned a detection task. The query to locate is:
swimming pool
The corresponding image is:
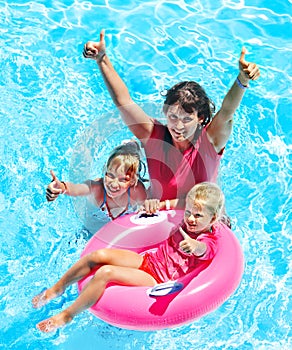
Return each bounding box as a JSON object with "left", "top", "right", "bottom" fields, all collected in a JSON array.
[{"left": 1, "top": 0, "right": 291, "bottom": 349}]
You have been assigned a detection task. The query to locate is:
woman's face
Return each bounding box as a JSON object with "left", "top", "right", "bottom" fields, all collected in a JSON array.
[
  {"left": 166, "top": 104, "right": 201, "bottom": 145},
  {"left": 104, "top": 162, "right": 134, "bottom": 198},
  {"left": 184, "top": 199, "right": 215, "bottom": 234}
]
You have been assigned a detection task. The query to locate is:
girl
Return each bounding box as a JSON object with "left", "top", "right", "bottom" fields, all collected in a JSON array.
[
  {"left": 46, "top": 141, "right": 147, "bottom": 222},
  {"left": 33, "top": 182, "right": 225, "bottom": 332}
]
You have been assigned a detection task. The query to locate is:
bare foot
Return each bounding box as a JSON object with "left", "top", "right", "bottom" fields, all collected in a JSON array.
[
  {"left": 36, "top": 311, "right": 73, "bottom": 333},
  {"left": 32, "top": 288, "right": 61, "bottom": 308}
]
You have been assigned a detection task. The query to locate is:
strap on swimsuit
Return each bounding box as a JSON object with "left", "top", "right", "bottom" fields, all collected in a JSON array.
[{"left": 100, "top": 185, "right": 131, "bottom": 220}]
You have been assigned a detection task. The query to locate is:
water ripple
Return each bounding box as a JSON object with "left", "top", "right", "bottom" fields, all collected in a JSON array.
[{"left": 0, "top": 0, "right": 291, "bottom": 349}]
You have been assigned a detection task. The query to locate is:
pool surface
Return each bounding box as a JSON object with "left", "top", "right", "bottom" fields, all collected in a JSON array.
[{"left": 0, "top": 0, "right": 291, "bottom": 349}]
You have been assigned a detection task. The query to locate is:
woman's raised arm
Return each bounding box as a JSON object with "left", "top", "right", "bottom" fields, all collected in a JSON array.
[
  {"left": 207, "top": 47, "right": 260, "bottom": 153},
  {"left": 83, "top": 30, "right": 154, "bottom": 144}
]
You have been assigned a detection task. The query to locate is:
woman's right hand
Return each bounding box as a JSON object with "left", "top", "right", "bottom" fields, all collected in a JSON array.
[
  {"left": 83, "top": 29, "right": 106, "bottom": 62},
  {"left": 46, "top": 170, "right": 64, "bottom": 202}
]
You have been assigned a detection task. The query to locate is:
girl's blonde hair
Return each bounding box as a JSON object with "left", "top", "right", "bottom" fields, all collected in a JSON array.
[
  {"left": 186, "top": 182, "right": 225, "bottom": 220},
  {"left": 105, "top": 140, "right": 146, "bottom": 186}
]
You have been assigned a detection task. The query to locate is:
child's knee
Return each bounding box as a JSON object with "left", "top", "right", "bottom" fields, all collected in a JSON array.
[
  {"left": 94, "top": 265, "right": 114, "bottom": 281},
  {"left": 89, "top": 249, "right": 108, "bottom": 263}
]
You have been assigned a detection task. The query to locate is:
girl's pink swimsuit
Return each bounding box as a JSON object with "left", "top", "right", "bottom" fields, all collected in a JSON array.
[
  {"left": 144, "top": 121, "right": 222, "bottom": 200},
  {"left": 139, "top": 223, "right": 218, "bottom": 283}
]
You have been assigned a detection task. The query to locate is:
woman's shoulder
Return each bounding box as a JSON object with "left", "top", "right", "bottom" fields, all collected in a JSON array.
[
  {"left": 148, "top": 119, "right": 166, "bottom": 131},
  {"left": 145, "top": 119, "right": 170, "bottom": 146}
]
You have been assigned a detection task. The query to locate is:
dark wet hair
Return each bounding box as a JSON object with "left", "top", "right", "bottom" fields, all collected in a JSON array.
[{"left": 162, "top": 81, "right": 216, "bottom": 126}]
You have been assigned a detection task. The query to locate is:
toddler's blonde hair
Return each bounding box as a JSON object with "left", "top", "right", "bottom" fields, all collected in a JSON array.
[{"left": 186, "top": 182, "right": 225, "bottom": 220}]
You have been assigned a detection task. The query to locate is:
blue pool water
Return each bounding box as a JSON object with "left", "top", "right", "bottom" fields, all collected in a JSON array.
[{"left": 1, "top": 0, "right": 291, "bottom": 349}]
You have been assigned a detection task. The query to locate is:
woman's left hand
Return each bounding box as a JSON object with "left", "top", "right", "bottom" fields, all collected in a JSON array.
[{"left": 238, "top": 47, "right": 260, "bottom": 83}]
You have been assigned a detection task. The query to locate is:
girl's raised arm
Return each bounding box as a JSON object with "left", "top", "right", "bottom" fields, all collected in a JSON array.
[{"left": 46, "top": 170, "right": 91, "bottom": 201}]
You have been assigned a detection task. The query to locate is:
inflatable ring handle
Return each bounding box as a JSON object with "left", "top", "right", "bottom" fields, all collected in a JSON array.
[{"left": 147, "top": 281, "right": 184, "bottom": 297}]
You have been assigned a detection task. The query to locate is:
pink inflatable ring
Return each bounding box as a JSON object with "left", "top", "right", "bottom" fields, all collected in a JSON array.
[{"left": 77, "top": 210, "right": 244, "bottom": 330}]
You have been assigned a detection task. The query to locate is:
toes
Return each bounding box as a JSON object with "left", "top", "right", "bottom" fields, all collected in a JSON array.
[
  {"left": 37, "top": 319, "right": 56, "bottom": 333},
  {"left": 32, "top": 290, "right": 47, "bottom": 308}
]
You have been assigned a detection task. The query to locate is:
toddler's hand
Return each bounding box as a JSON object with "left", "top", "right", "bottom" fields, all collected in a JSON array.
[{"left": 179, "top": 227, "right": 196, "bottom": 254}]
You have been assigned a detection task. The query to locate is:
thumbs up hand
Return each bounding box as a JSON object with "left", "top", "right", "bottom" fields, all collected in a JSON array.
[
  {"left": 83, "top": 29, "right": 106, "bottom": 62},
  {"left": 46, "top": 170, "right": 64, "bottom": 202},
  {"left": 179, "top": 227, "right": 207, "bottom": 256},
  {"left": 179, "top": 227, "right": 197, "bottom": 254},
  {"left": 238, "top": 47, "right": 260, "bottom": 84}
]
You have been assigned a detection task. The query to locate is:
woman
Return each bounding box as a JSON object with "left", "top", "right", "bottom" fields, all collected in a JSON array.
[{"left": 83, "top": 29, "right": 260, "bottom": 208}]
